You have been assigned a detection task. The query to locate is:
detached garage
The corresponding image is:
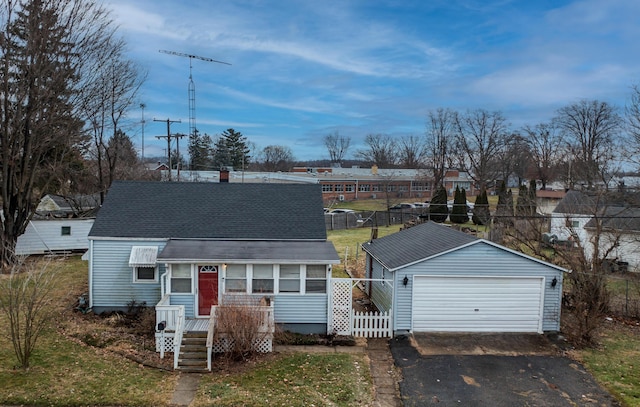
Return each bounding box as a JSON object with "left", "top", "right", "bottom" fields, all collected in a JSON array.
[{"left": 362, "top": 222, "right": 567, "bottom": 335}]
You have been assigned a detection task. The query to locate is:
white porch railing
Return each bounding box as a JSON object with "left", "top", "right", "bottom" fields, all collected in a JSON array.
[
  {"left": 206, "top": 306, "right": 216, "bottom": 371},
  {"left": 352, "top": 309, "right": 392, "bottom": 338},
  {"left": 173, "top": 307, "right": 186, "bottom": 369},
  {"left": 156, "top": 294, "right": 182, "bottom": 331}
]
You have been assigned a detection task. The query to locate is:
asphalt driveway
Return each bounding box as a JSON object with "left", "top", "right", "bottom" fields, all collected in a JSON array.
[{"left": 390, "top": 334, "right": 620, "bottom": 407}]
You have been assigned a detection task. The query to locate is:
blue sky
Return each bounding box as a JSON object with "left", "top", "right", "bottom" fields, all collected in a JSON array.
[{"left": 106, "top": 0, "right": 640, "bottom": 162}]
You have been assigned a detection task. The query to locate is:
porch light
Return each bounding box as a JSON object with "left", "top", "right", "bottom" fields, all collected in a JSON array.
[
  {"left": 403, "top": 276, "right": 409, "bottom": 286},
  {"left": 551, "top": 277, "right": 558, "bottom": 288},
  {"left": 157, "top": 321, "right": 166, "bottom": 331}
]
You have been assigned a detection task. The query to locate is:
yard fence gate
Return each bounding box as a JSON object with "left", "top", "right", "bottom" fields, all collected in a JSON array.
[{"left": 328, "top": 278, "right": 393, "bottom": 338}]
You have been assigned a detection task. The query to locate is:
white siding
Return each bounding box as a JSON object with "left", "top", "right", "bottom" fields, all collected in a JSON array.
[
  {"left": 412, "top": 276, "right": 543, "bottom": 332},
  {"left": 16, "top": 219, "right": 94, "bottom": 255}
]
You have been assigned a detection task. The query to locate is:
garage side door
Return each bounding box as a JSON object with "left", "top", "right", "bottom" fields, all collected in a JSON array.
[{"left": 412, "top": 275, "right": 544, "bottom": 333}]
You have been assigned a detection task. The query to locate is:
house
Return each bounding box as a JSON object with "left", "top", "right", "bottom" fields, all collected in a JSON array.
[
  {"left": 15, "top": 194, "right": 98, "bottom": 256},
  {"left": 87, "top": 181, "right": 341, "bottom": 337},
  {"left": 536, "top": 189, "right": 566, "bottom": 215},
  {"left": 551, "top": 190, "right": 640, "bottom": 271},
  {"left": 362, "top": 222, "right": 566, "bottom": 335},
  {"left": 16, "top": 218, "right": 94, "bottom": 256}
]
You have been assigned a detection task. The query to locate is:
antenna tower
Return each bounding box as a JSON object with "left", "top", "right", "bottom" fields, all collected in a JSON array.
[{"left": 158, "top": 50, "right": 230, "bottom": 147}]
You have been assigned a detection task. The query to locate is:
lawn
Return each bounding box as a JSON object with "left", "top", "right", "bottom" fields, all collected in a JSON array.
[
  {"left": 578, "top": 323, "right": 640, "bottom": 407},
  {"left": 194, "top": 353, "right": 372, "bottom": 406},
  {"left": 0, "top": 255, "right": 375, "bottom": 406},
  {"left": 328, "top": 225, "right": 399, "bottom": 277}
]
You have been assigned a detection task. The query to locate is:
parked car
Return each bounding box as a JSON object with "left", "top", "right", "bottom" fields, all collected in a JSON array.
[
  {"left": 389, "top": 203, "right": 416, "bottom": 211},
  {"left": 412, "top": 202, "right": 429, "bottom": 208},
  {"left": 330, "top": 208, "right": 356, "bottom": 214}
]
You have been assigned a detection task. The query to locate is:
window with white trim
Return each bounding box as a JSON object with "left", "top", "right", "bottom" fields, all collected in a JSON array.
[
  {"left": 225, "top": 264, "right": 247, "bottom": 293},
  {"left": 305, "top": 265, "right": 326, "bottom": 293},
  {"left": 252, "top": 264, "right": 274, "bottom": 293},
  {"left": 279, "top": 265, "right": 301, "bottom": 293},
  {"left": 134, "top": 266, "right": 156, "bottom": 283},
  {"left": 171, "top": 264, "right": 192, "bottom": 293}
]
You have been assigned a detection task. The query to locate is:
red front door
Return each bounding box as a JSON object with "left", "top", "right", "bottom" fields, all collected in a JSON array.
[{"left": 198, "top": 265, "right": 219, "bottom": 315}]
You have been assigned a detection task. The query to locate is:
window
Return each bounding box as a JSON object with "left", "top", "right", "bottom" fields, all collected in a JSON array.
[
  {"left": 252, "top": 264, "right": 274, "bottom": 293},
  {"left": 359, "top": 184, "right": 370, "bottom": 192},
  {"left": 345, "top": 185, "right": 354, "bottom": 192},
  {"left": 279, "top": 265, "right": 300, "bottom": 293},
  {"left": 322, "top": 184, "right": 333, "bottom": 192},
  {"left": 372, "top": 184, "right": 380, "bottom": 192},
  {"left": 61, "top": 226, "right": 71, "bottom": 236},
  {"left": 334, "top": 184, "right": 344, "bottom": 192},
  {"left": 399, "top": 185, "right": 408, "bottom": 192},
  {"left": 225, "top": 264, "right": 247, "bottom": 293},
  {"left": 572, "top": 220, "right": 580, "bottom": 228},
  {"left": 171, "top": 264, "right": 192, "bottom": 293},
  {"left": 305, "top": 265, "right": 326, "bottom": 293},
  {"left": 134, "top": 266, "right": 156, "bottom": 282}
]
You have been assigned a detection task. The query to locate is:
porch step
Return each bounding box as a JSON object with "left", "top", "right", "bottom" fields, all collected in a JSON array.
[{"left": 176, "top": 331, "right": 209, "bottom": 372}]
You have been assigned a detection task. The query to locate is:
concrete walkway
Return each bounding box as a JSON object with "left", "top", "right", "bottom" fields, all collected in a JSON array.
[
  {"left": 170, "top": 341, "right": 402, "bottom": 407},
  {"left": 169, "top": 373, "right": 201, "bottom": 407}
]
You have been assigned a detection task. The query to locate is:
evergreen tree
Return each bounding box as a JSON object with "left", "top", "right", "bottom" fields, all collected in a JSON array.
[
  {"left": 528, "top": 179, "right": 537, "bottom": 216},
  {"left": 472, "top": 188, "right": 491, "bottom": 225},
  {"left": 450, "top": 186, "right": 469, "bottom": 224},
  {"left": 515, "top": 184, "right": 529, "bottom": 216},
  {"left": 428, "top": 185, "right": 449, "bottom": 223},
  {"left": 188, "top": 130, "right": 213, "bottom": 170},
  {"left": 494, "top": 180, "right": 513, "bottom": 226},
  {"left": 212, "top": 128, "right": 250, "bottom": 170}
]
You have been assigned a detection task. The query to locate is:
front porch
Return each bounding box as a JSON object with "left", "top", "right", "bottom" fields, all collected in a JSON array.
[{"left": 155, "top": 294, "right": 275, "bottom": 371}]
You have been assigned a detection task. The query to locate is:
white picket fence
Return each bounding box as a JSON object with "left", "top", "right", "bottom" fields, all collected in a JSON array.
[{"left": 352, "top": 309, "right": 392, "bottom": 338}]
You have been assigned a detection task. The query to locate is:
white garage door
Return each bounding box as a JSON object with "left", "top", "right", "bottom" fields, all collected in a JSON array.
[{"left": 412, "top": 275, "right": 544, "bottom": 333}]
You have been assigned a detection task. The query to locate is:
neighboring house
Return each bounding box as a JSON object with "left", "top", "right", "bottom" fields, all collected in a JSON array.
[
  {"left": 87, "top": 181, "right": 340, "bottom": 335},
  {"left": 16, "top": 218, "right": 94, "bottom": 256},
  {"left": 551, "top": 190, "right": 640, "bottom": 271},
  {"left": 536, "top": 189, "right": 566, "bottom": 215},
  {"left": 15, "top": 194, "right": 98, "bottom": 256},
  {"left": 362, "top": 222, "right": 566, "bottom": 335},
  {"left": 36, "top": 194, "right": 99, "bottom": 217}
]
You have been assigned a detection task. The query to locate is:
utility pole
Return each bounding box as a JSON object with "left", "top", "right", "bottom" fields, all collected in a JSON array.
[
  {"left": 154, "top": 118, "right": 181, "bottom": 181},
  {"left": 140, "top": 103, "right": 146, "bottom": 163}
]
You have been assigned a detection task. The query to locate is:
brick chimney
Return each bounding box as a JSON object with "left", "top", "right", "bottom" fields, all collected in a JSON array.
[{"left": 220, "top": 167, "right": 230, "bottom": 183}]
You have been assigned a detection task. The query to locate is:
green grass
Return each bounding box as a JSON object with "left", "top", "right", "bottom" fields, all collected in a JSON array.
[
  {"left": 0, "top": 256, "right": 175, "bottom": 406},
  {"left": 579, "top": 327, "right": 640, "bottom": 406},
  {"left": 328, "top": 226, "right": 399, "bottom": 276},
  {"left": 194, "top": 353, "right": 372, "bottom": 407}
]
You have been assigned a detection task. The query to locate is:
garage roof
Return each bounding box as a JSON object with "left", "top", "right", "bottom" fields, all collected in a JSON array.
[
  {"left": 362, "top": 222, "right": 477, "bottom": 270},
  {"left": 362, "top": 221, "right": 567, "bottom": 272}
]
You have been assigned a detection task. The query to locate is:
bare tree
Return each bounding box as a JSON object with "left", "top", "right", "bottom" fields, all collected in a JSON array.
[
  {"left": 625, "top": 84, "right": 640, "bottom": 168},
  {"left": 426, "top": 108, "right": 456, "bottom": 187},
  {"left": 355, "top": 134, "right": 397, "bottom": 168},
  {"left": 323, "top": 131, "right": 351, "bottom": 166},
  {"left": 257, "top": 145, "right": 294, "bottom": 172},
  {"left": 454, "top": 109, "right": 509, "bottom": 189},
  {"left": 83, "top": 39, "right": 146, "bottom": 203},
  {"left": 397, "top": 135, "right": 427, "bottom": 169},
  {"left": 0, "top": 0, "right": 122, "bottom": 265},
  {"left": 554, "top": 100, "right": 622, "bottom": 190},
  {"left": 492, "top": 132, "right": 531, "bottom": 186},
  {"left": 522, "top": 122, "right": 563, "bottom": 190},
  {"left": 504, "top": 190, "right": 640, "bottom": 345},
  {"left": 0, "top": 258, "right": 58, "bottom": 368}
]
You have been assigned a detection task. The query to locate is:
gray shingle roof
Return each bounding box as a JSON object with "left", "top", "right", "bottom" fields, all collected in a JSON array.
[
  {"left": 158, "top": 239, "right": 340, "bottom": 263},
  {"left": 552, "top": 190, "right": 596, "bottom": 215},
  {"left": 585, "top": 207, "right": 640, "bottom": 232},
  {"left": 89, "top": 181, "right": 327, "bottom": 240},
  {"left": 361, "top": 222, "right": 477, "bottom": 270}
]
